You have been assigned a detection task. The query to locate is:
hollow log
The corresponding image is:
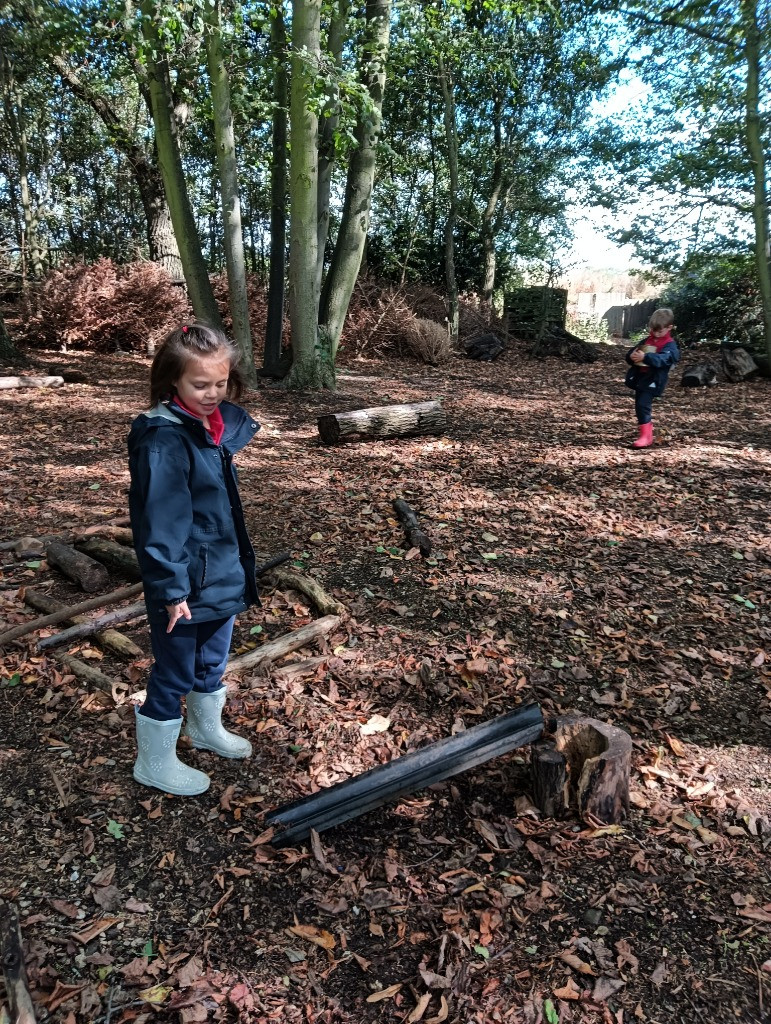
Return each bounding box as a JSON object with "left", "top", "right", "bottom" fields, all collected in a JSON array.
[
  {"left": 266, "top": 703, "right": 544, "bottom": 847},
  {"left": 393, "top": 498, "right": 432, "bottom": 557},
  {"left": 227, "top": 615, "right": 342, "bottom": 678},
  {"left": 74, "top": 537, "right": 142, "bottom": 580},
  {"left": 681, "top": 363, "right": 717, "bottom": 388},
  {"left": 22, "top": 588, "right": 143, "bottom": 659},
  {"left": 0, "top": 375, "right": 64, "bottom": 389},
  {"left": 0, "top": 901, "right": 38, "bottom": 1024},
  {"left": 46, "top": 541, "right": 110, "bottom": 593},
  {"left": 532, "top": 715, "right": 631, "bottom": 824},
  {"left": 36, "top": 601, "right": 146, "bottom": 651},
  {"left": 0, "top": 582, "right": 144, "bottom": 647},
  {"left": 317, "top": 400, "right": 446, "bottom": 445}
]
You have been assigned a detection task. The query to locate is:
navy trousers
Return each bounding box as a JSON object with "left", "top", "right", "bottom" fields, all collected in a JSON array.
[
  {"left": 140, "top": 615, "right": 236, "bottom": 721},
  {"left": 634, "top": 389, "right": 655, "bottom": 425}
]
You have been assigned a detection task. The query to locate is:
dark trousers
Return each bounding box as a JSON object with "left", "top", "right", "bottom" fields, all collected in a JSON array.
[
  {"left": 140, "top": 615, "right": 236, "bottom": 721},
  {"left": 634, "top": 389, "right": 655, "bottom": 425}
]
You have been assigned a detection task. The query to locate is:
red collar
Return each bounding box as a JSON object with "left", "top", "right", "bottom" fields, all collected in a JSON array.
[
  {"left": 647, "top": 331, "right": 672, "bottom": 351},
  {"left": 172, "top": 397, "right": 225, "bottom": 446}
]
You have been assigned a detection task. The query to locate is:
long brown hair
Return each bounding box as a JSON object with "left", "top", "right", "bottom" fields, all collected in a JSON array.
[{"left": 149, "top": 323, "right": 245, "bottom": 407}]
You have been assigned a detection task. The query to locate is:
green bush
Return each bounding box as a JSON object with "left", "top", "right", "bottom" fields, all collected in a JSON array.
[{"left": 660, "top": 255, "right": 763, "bottom": 350}]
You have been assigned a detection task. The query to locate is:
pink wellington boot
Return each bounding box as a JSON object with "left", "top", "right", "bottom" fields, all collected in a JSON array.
[{"left": 632, "top": 422, "right": 654, "bottom": 448}]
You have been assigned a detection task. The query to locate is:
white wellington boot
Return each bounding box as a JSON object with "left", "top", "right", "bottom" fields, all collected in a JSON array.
[
  {"left": 184, "top": 687, "right": 253, "bottom": 759},
  {"left": 133, "top": 709, "right": 210, "bottom": 796}
]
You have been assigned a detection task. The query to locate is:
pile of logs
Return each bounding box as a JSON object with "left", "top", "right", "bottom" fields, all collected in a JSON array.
[{"left": 0, "top": 525, "right": 348, "bottom": 692}]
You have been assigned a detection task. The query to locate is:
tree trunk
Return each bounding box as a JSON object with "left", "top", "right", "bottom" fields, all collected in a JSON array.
[
  {"left": 317, "top": 400, "right": 446, "bottom": 444},
  {"left": 438, "top": 54, "right": 459, "bottom": 345},
  {"left": 481, "top": 99, "right": 504, "bottom": 319},
  {"left": 315, "top": 0, "right": 349, "bottom": 293},
  {"left": 205, "top": 1, "right": 256, "bottom": 383},
  {"left": 286, "top": 0, "right": 334, "bottom": 389},
  {"left": 0, "top": 313, "right": 27, "bottom": 367},
  {"left": 319, "top": 0, "right": 392, "bottom": 361},
  {"left": 52, "top": 55, "right": 183, "bottom": 281},
  {"left": 263, "top": 8, "right": 289, "bottom": 377},
  {"left": 1, "top": 54, "right": 43, "bottom": 282},
  {"left": 741, "top": 0, "right": 771, "bottom": 363},
  {"left": 140, "top": 1, "right": 224, "bottom": 329}
]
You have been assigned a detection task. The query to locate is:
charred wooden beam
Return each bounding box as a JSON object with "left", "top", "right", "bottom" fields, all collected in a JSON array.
[
  {"left": 317, "top": 400, "right": 446, "bottom": 445},
  {"left": 266, "top": 703, "right": 543, "bottom": 847}
]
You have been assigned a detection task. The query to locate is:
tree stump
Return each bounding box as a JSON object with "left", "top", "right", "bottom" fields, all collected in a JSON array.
[
  {"left": 531, "top": 715, "right": 631, "bottom": 824},
  {"left": 317, "top": 400, "right": 446, "bottom": 445},
  {"left": 722, "top": 345, "right": 758, "bottom": 382},
  {"left": 46, "top": 541, "right": 110, "bottom": 593}
]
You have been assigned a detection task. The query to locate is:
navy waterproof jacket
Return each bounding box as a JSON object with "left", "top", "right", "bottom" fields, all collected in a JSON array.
[
  {"left": 624, "top": 338, "right": 680, "bottom": 396},
  {"left": 128, "top": 400, "right": 260, "bottom": 625}
]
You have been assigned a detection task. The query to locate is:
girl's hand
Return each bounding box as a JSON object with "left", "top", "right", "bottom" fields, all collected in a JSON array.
[
  {"left": 166, "top": 600, "right": 192, "bottom": 633},
  {"left": 630, "top": 349, "right": 645, "bottom": 364}
]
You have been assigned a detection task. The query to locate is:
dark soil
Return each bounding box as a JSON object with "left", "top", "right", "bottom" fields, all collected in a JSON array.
[{"left": 1, "top": 341, "right": 770, "bottom": 1024}]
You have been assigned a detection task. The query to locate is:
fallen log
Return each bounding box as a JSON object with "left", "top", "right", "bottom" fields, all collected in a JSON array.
[
  {"left": 272, "top": 656, "right": 328, "bottom": 681},
  {"left": 268, "top": 567, "right": 347, "bottom": 617},
  {"left": 531, "top": 741, "right": 567, "bottom": 818},
  {"left": 393, "top": 498, "right": 432, "bottom": 557},
  {"left": 74, "top": 537, "right": 142, "bottom": 580},
  {"left": 227, "top": 615, "right": 342, "bottom": 677},
  {"left": 681, "top": 363, "right": 717, "bottom": 388},
  {"left": 74, "top": 525, "right": 135, "bottom": 545},
  {"left": 531, "top": 715, "right": 631, "bottom": 824},
  {"left": 22, "top": 588, "right": 143, "bottom": 659},
  {"left": 266, "top": 703, "right": 543, "bottom": 846},
  {"left": 36, "top": 601, "right": 146, "bottom": 651},
  {"left": 0, "top": 582, "right": 143, "bottom": 647},
  {"left": 46, "top": 540, "right": 110, "bottom": 593},
  {"left": 0, "top": 375, "right": 64, "bottom": 390},
  {"left": 530, "top": 326, "right": 597, "bottom": 364},
  {"left": 317, "top": 400, "right": 446, "bottom": 445},
  {"left": 52, "top": 652, "right": 116, "bottom": 694},
  {"left": 0, "top": 901, "right": 38, "bottom": 1024},
  {"left": 464, "top": 333, "right": 505, "bottom": 361}
]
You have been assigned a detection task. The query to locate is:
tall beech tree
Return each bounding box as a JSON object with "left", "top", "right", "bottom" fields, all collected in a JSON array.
[
  {"left": 204, "top": 0, "right": 255, "bottom": 381},
  {"left": 137, "top": 0, "right": 224, "bottom": 330}
]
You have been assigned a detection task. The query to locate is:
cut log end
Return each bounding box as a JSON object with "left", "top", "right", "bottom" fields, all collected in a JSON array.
[{"left": 531, "top": 715, "right": 631, "bottom": 824}]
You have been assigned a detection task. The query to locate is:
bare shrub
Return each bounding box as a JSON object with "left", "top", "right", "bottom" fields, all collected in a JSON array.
[
  {"left": 24, "top": 258, "right": 191, "bottom": 353},
  {"left": 402, "top": 317, "right": 453, "bottom": 365}
]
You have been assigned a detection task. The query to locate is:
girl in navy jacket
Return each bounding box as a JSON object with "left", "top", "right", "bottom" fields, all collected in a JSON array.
[
  {"left": 128, "top": 323, "right": 260, "bottom": 796},
  {"left": 625, "top": 308, "right": 680, "bottom": 448}
]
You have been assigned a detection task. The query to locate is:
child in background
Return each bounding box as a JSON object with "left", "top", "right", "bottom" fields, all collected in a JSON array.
[
  {"left": 128, "top": 323, "right": 260, "bottom": 795},
  {"left": 625, "top": 307, "right": 680, "bottom": 448}
]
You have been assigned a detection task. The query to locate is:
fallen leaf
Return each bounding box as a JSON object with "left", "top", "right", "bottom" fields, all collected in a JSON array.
[
  {"left": 552, "top": 977, "right": 581, "bottom": 1001},
  {"left": 360, "top": 713, "right": 391, "bottom": 735},
  {"left": 650, "top": 962, "right": 668, "bottom": 987},
  {"left": 407, "top": 992, "right": 432, "bottom": 1022},
  {"left": 560, "top": 951, "right": 595, "bottom": 975},
  {"left": 593, "top": 976, "right": 625, "bottom": 1001},
  {"left": 366, "top": 982, "right": 403, "bottom": 1003},
  {"left": 138, "top": 984, "right": 172, "bottom": 1005},
  {"left": 71, "top": 918, "right": 121, "bottom": 945},
  {"left": 426, "top": 995, "right": 449, "bottom": 1023},
  {"left": 287, "top": 923, "right": 336, "bottom": 949}
]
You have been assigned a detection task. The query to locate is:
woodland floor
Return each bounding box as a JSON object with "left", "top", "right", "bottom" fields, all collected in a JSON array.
[{"left": 1, "top": 340, "right": 770, "bottom": 1024}]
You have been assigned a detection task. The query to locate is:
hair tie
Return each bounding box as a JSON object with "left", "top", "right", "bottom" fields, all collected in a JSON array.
[{"left": 182, "top": 325, "right": 189, "bottom": 334}]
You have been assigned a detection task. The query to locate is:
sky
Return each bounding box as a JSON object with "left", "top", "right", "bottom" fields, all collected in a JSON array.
[{"left": 564, "top": 73, "right": 652, "bottom": 271}]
